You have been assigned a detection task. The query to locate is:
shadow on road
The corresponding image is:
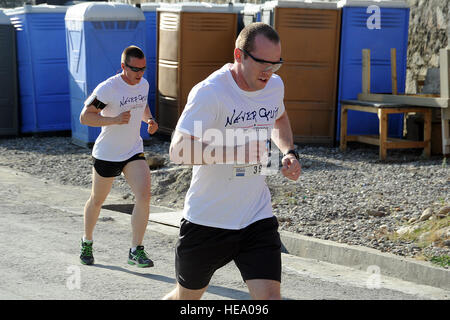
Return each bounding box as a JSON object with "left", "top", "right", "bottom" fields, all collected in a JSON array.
[
  {"left": 92, "top": 264, "right": 250, "bottom": 300},
  {"left": 102, "top": 204, "right": 134, "bottom": 214}
]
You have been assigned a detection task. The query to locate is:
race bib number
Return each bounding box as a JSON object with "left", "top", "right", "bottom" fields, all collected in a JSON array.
[{"left": 232, "top": 163, "right": 263, "bottom": 178}]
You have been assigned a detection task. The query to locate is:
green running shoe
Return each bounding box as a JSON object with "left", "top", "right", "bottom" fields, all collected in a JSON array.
[
  {"left": 128, "top": 245, "right": 154, "bottom": 268},
  {"left": 80, "top": 239, "right": 94, "bottom": 265}
]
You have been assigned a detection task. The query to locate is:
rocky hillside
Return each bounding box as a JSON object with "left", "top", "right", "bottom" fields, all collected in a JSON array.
[{"left": 406, "top": 0, "right": 449, "bottom": 93}]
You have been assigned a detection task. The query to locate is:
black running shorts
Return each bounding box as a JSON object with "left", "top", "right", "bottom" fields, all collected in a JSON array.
[
  {"left": 175, "top": 216, "right": 282, "bottom": 290},
  {"left": 93, "top": 153, "right": 146, "bottom": 178}
]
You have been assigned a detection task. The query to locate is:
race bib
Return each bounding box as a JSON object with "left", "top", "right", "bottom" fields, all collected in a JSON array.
[
  {"left": 231, "top": 162, "right": 278, "bottom": 179},
  {"left": 232, "top": 163, "right": 264, "bottom": 178}
]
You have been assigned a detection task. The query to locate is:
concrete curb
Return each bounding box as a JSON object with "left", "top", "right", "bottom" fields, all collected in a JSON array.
[
  {"left": 279, "top": 231, "right": 450, "bottom": 291},
  {"left": 149, "top": 211, "right": 450, "bottom": 291}
]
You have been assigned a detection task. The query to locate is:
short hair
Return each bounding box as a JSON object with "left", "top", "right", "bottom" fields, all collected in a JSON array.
[
  {"left": 235, "top": 22, "right": 280, "bottom": 55},
  {"left": 121, "top": 45, "right": 145, "bottom": 64}
]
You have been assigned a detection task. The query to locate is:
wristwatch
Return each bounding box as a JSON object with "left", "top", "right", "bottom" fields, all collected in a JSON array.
[
  {"left": 284, "top": 149, "right": 299, "bottom": 161},
  {"left": 147, "top": 117, "right": 153, "bottom": 123}
]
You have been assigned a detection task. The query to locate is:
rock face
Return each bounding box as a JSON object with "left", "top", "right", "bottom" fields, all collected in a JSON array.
[{"left": 406, "top": 0, "right": 449, "bottom": 94}]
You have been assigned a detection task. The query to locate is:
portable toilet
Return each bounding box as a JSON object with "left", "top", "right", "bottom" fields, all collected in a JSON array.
[
  {"left": 141, "top": 2, "right": 159, "bottom": 118},
  {"left": 336, "top": 0, "right": 410, "bottom": 139},
  {"left": 0, "top": 10, "right": 18, "bottom": 136},
  {"left": 242, "top": 3, "right": 262, "bottom": 27},
  {"left": 262, "top": 0, "right": 342, "bottom": 144},
  {"left": 216, "top": 2, "right": 245, "bottom": 35},
  {"left": 156, "top": 2, "right": 238, "bottom": 134},
  {"left": 6, "top": 4, "right": 70, "bottom": 133},
  {"left": 65, "top": 2, "right": 147, "bottom": 147}
]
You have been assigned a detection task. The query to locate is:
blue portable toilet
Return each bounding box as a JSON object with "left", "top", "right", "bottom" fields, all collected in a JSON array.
[
  {"left": 336, "top": 0, "right": 410, "bottom": 140},
  {"left": 65, "top": 2, "right": 148, "bottom": 147},
  {"left": 6, "top": 4, "right": 70, "bottom": 133},
  {"left": 141, "top": 2, "right": 159, "bottom": 118}
]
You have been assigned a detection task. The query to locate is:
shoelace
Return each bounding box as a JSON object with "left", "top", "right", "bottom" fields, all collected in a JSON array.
[
  {"left": 81, "top": 244, "right": 93, "bottom": 256},
  {"left": 134, "top": 249, "right": 149, "bottom": 260}
]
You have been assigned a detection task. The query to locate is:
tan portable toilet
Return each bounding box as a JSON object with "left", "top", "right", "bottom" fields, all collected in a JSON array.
[
  {"left": 262, "top": 0, "right": 341, "bottom": 144},
  {"left": 157, "top": 2, "right": 238, "bottom": 133}
]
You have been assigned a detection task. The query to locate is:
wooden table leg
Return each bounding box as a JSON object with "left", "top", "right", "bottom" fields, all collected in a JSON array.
[
  {"left": 340, "top": 106, "right": 348, "bottom": 151},
  {"left": 442, "top": 108, "right": 450, "bottom": 155},
  {"left": 423, "top": 109, "right": 432, "bottom": 158},
  {"left": 378, "top": 109, "right": 388, "bottom": 160}
]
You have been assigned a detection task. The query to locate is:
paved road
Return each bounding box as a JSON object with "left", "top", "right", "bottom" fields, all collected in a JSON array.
[{"left": 0, "top": 167, "right": 448, "bottom": 300}]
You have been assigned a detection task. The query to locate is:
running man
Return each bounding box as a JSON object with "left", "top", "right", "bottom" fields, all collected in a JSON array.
[
  {"left": 79, "top": 45, "right": 158, "bottom": 267},
  {"left": 164, "top": 23, "right": 301, "bottom": 300}
]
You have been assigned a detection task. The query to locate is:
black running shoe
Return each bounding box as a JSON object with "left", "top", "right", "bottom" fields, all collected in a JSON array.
[
  {"left": 128, "top": 245, "right": 154, "bottom": 268},
  {"left": 80, "top": 239, "right": 94, "bottom": 265}
]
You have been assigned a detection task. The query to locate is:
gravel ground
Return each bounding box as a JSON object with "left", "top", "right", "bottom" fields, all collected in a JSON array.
[{"left": 0, "top": 134, "right": 449, "bottom": 266}]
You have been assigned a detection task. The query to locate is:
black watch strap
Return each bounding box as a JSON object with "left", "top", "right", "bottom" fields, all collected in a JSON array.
[{"left": 284, "top": 149, "right": 299, "bottom": 161}]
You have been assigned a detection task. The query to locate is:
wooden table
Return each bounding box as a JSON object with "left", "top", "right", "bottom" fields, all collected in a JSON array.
[
  {"left": 357, "top": 47, "right": 449, "bottom": 156},
  {"left": 340, "top": 100, "right": 432, "bottom": 160}
]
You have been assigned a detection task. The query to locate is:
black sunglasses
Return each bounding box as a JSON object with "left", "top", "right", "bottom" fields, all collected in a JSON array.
[
  {"left": 125, "top": 62, "right": 146, "bottom": 72},
  {"left": 239, "top": 48, "right": 283, "bottom": 72}
]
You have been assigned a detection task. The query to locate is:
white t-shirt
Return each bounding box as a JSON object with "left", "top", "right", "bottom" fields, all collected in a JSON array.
[
  {"left": 86, "top": 74, "right": 149, "bottom": 161},
  {"left": 176, "top": 64, "right": 285, "bottom": 230}
]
